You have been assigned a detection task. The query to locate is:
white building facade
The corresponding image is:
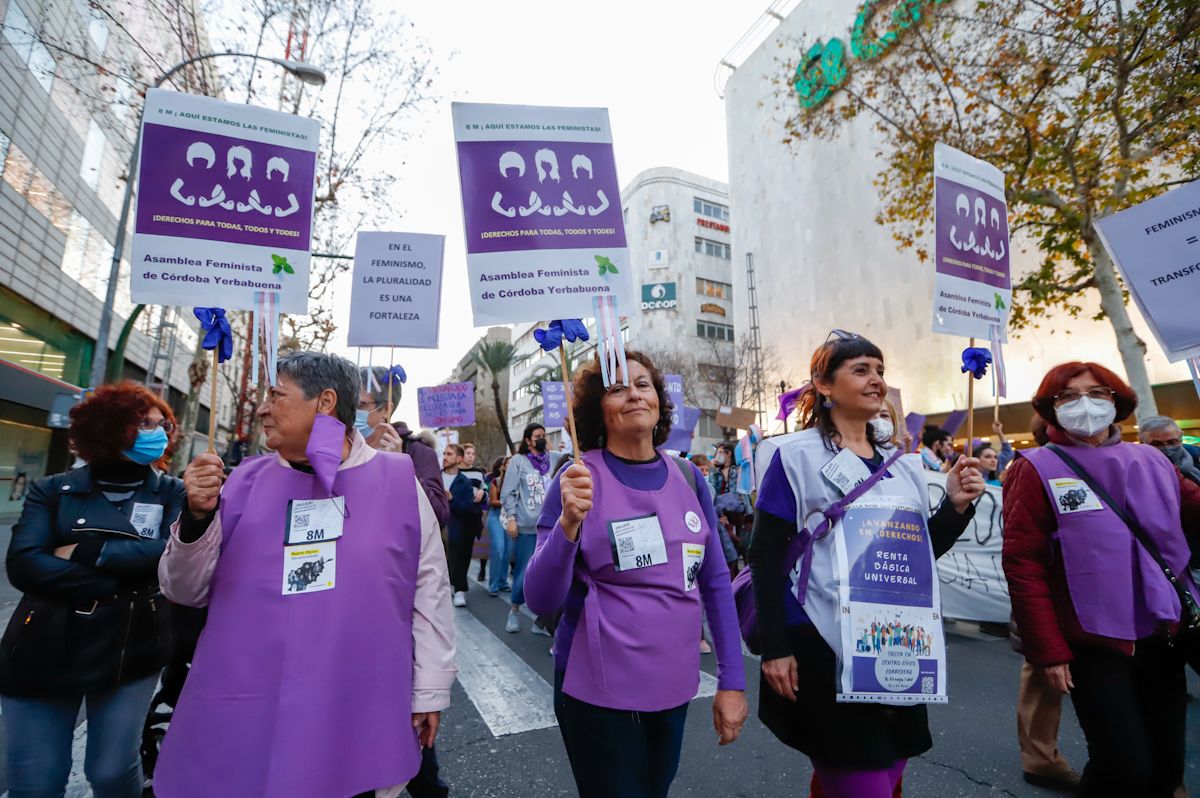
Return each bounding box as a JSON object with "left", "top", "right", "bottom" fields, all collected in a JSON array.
[
  {"left": 506, "top": 167, "right": 738, "bottom": 455},
  {"left": 722, "top": 0, "right": 1197, "bottom": 438}
]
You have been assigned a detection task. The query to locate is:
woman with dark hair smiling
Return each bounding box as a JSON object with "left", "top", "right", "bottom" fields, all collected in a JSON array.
[
  {"left": 1003, "top": 362, "right": 1200, "bottom": 797},
  {"left": 0, "top": 382, "right": 184, "bottom": 798},
  {"left": 524, "top": 350, "right": 746, "bottom": 798},
  {"left": 748, "top": 332, "right": 983, "bottom": 798}
]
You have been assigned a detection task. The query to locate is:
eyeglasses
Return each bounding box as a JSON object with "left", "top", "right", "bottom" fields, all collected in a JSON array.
[
  {"left": 826, "top": 329, "right": 861, "bottom": 343},
  {"left": 1146, "top": 438, "right": 1182, "bottom": 449},
  {"left": 139, "top": 418, "right": 175, "bottom": 433},
  {"left": 1053, "top": 387, "right": 1116, "bottom": 405},
  {"left": 358, "top": 400, "right": 378, "bottom": 411}
]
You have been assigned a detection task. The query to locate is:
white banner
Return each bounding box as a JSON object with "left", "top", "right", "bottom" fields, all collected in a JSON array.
[
  {"left": 1094, "top": 180, "right": 1200, "bottom": 363},
  {"left": 926, "top": 472, "right": 1010, "bottom": 623},
  {"left": 347, "top": 231, "right": 445, "bottom": 348}
]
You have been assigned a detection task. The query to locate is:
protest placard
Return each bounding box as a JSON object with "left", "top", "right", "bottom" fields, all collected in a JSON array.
[
  {"left": 130, "top": 89, "right": 318, "bottom": 314},
  {"left": 542, "top": 381, "right": 568, "bottom": 428},
  {"left": 417, "top": 383, "right": 475, "bottom": 428},
  {"left": 664, "top": 407, "right": 701, "bottom": 453},
  {"left": 347, "top": 231, "right": 445, "bottom": 348},
  {"left": 1095, "top": 180, "right": 1200, "bottom": 363},
  {"left": 931, "top": 143, "right": 1012, "bottom": 340},
  {"left": 452, "top": 102, "right": 635, "bottom": 325}
]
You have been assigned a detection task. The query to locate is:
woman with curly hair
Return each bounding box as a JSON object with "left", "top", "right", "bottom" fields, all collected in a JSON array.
[
  {"left": 523, "top": 351, "right": 747, "bottom": 797},
  {"left": 0, "top": 381, "right": 184, "bottom": 798}
]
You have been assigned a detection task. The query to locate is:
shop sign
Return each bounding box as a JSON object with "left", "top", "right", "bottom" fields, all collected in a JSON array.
[
  {"left": 793, "top": 0, "right": 947, "bottom": 109},
  {"left": 650, "top": 205, "right": 671, "bottom": 223},
  {"left": 641, "top": 282, "right": 677, "bottom": 311},
  {"left": 700, "top": 302, "right": 726, "bottom": 317},
  {"left": 697, "top": 218, "right": 730, "bottom": 233}
]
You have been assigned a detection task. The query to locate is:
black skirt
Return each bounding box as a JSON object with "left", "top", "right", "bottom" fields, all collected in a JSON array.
[{"left": 758, "top": 623, "right": 933, "bottom": 769}]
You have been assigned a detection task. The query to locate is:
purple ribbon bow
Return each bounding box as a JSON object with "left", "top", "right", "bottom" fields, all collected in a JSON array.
[
  {"left": 961, "top": 347, "right": 992, "bottom": 380},
  {"left": 193, "top": 307, "right": 233, "bottom": 363},
  {"left": 777, "top": 385, "right": 809, "bottom": 421},
  {"left": 533, "top": 319, "right": 590, "bottom": 352},
  {"left": 386, "top": 365, "right": 407, "bottom": 386}
]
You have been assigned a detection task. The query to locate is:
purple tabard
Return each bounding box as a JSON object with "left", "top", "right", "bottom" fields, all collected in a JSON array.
[
  {"left": 154, "top": 451, "right": 423, "bottom": 798},
  {"left": 563, "top": 449, "right": 709, "bottom": 711},
  {"left": 1023, "top": 443, "right": 1197, "bottom": 641}
]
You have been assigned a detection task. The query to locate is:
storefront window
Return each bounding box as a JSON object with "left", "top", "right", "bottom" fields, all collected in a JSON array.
[
  {"left": 0, "top": 320, "right": 68, "bottom": 379},
  {"left": 0, "top": 419, "right": 50, "bottom": 516}
]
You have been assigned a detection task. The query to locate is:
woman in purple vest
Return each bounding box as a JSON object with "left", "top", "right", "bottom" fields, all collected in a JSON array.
[
  {"left": 1003, "top": 361, "right": 1200, "bottom": 798},
  {"left": 524, "top": 351, "right": 748, "bottom": 798}
]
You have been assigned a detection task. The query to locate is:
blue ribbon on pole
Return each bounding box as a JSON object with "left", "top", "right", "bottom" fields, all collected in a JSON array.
[
  {"left": 193, "top": 307, "right": 233, "bottom": 363},
  {"left": 533, "top": 319, "right": 590, "bottom": 352},
  {"left": 961, "top": 347, "right": 992, "bottom": 380},
  {"left": 386, "top": 365, "right": 407, "bottom": 386}
]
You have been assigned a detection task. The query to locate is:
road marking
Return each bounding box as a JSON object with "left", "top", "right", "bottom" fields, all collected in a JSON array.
[{"left": 454, "top": 609, "right": 559, "bottom": 737}]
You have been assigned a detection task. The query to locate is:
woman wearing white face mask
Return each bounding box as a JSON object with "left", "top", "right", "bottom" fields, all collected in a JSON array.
[{"left": 1002, "top": 361, "right": 1200, "bottom": 798}]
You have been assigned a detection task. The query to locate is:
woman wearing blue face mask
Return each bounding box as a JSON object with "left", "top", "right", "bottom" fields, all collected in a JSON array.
[{"left": 0, "top": 381, "right": 185, "bottom": 798}]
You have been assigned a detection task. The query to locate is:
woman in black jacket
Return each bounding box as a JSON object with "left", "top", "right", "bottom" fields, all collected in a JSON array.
[{"left": 0, "top": 382, "right": 184, "bottom": 798}]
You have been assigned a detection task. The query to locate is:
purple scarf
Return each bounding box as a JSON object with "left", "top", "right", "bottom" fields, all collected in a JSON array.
[{"left": 526, "top": 450, "right": 551, "bottom": 475}]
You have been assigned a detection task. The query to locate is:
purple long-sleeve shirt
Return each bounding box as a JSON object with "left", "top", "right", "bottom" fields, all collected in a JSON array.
[{"left": 524, "top": 450, "right": 746, "bottom": 692}]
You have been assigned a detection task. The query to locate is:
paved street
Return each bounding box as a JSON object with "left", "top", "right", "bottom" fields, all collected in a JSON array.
[
  {"left": 0, "top": 537, "right": 1195, "bottom": 797},
  {"left": 432, "top": 563, "right": 1200, "bottom": 797}
]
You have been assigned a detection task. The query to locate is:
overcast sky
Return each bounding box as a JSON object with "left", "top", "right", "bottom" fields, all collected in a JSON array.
[{"left": 322, "top": 0, "right": 780, "bottom": 425}]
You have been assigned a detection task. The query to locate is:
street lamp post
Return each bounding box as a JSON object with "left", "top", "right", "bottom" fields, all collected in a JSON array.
[
  {"left": 88, "top": 52, "right": 326, "bottom": 388},
  {"left": 779, "top": 380, "right": 789, "bottom": 433}
]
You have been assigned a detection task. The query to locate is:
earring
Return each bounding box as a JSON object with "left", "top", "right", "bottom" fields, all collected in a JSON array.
[{"left": 823, "top": 396, "right": 834, "bottom": 409}]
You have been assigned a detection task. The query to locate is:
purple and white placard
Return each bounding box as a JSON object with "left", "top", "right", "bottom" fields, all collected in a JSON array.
[
  {"left": 932, "top": 143, "right": 1012, "bottom": 340},
  {"left": 452, "top": 102, "right": 635, "bottom": 325},
  {"left": 542, "top": 381, "right": 569, "bottom": 428},
  {"left": 130, "top": 88, "right": 319, "bottom": 314},
  {"left": 417, "top": 382, "right": 476, "bottom": 429},
  {"left": 835, "top": 497, "right": 947, "bottom": 704}
]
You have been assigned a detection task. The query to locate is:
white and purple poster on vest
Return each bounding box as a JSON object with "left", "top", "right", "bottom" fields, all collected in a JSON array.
[
  {"left": 130, "top": 89, "right": 319, "bottom": 314},
  {"left": 834, "top": 497, "right": 948, "bottom": 704},
  {"left": 931, "top": 143, "right": 1012, "bottom": 341},
  {"left": 451, "top": 102, "right": 635, "bottom": 325},
  {"left": 417, "top": 383, "right": 475, "bottom": 429}
]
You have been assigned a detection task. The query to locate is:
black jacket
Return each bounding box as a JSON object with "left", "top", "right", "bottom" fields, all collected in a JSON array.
[
  {"left": 7, "top": 464, "right": 185, "bottom": 600},
  {"left": 0, "top": 464, "right": 185, "bottom": 696}
]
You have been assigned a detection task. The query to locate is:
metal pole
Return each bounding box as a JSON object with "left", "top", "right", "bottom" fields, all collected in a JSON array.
[{"left": 87, "top": 52, "right": 326, "bottom": 388}]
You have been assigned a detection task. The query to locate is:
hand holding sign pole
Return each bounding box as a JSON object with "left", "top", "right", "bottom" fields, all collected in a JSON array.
[
  {"left": 194, "top": 307, "right": 234, "bottom": 453},
  {"left": 534, "top": 320, "right": 589, "bottom": 465}
]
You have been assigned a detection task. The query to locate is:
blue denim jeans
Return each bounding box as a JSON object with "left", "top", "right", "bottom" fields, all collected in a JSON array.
[
  {"left": 487, "top": 509, "right": 511, "bottom": 593},
  {"left": 511, "top": 532, "right": 538, "bottom": 607},
  {"left": 2, "top": 672, "right": 159, "bottom": 798}
]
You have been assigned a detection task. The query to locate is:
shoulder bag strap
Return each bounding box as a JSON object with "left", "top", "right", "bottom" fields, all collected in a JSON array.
[
  {"left": 787, "top": 447, "right": 906, "bottom": 604},
  {"left": 1045, "top": 443, "right": 1199, "bottom": 625}
]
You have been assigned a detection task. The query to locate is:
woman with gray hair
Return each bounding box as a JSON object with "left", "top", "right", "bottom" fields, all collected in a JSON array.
[
  {"left": 1139, "top": 415, "right": 1200, "bottom": 487},
  {"left": 154, "top": 352, "right": 457, "bottom": 798}
]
